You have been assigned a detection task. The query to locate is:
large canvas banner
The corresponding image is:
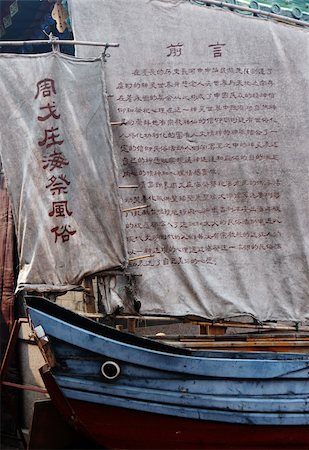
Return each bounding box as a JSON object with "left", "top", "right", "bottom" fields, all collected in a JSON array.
[
  {"left": 0, "top": 52, "right": 127, "bottom": 292},
  {"left": 70, "top": 0, "right": 309, "bottom": 321}
]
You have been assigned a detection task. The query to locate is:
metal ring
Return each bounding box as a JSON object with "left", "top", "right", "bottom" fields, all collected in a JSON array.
[{"left": 101, "top": 361, "right": 121, "bottom": 380}]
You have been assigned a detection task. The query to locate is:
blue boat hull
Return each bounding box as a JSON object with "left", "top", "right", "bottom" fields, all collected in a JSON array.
[{"left": 26, "top": 297, "right": 309, "bottom": 448}]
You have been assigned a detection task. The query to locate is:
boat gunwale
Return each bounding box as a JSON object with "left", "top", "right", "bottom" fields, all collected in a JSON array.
[{"left": 26, "top": 296, "right": 309, "bottom": 362}]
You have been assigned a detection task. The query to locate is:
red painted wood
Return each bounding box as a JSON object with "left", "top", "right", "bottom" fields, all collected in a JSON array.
[{"left": 68, "top": 399, "right": 309, "bottom": 449}]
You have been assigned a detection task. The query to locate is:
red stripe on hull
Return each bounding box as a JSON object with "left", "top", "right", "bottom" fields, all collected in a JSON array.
[{"left": 68, "top": 399, "right": 309, "bottom": 449}]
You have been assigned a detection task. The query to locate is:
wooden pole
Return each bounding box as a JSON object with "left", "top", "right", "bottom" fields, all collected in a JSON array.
[
  {"left": 83, "top": 277, "right": 96, "bottom": 314},
  {"left": 122, "top": 205, "right": 149, "bottom": 212}
]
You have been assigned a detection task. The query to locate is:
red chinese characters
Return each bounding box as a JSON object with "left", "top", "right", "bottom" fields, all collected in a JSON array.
[{"left": 35, "top": 77, "right": 76, "bottom": 243}]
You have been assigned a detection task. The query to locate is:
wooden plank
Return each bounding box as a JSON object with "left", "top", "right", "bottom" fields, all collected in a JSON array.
[
  {"left": 83, "top": 277, "right": 96, "bottom": 314},
  {"left": 127, "top": 318, "right": 137, "bottom": 333},
  {"left": 157, "top": 339, "right": 309, "bottom": 351},
  {"left": 112, "top": 314, "right": 309, "bottom": 332}
]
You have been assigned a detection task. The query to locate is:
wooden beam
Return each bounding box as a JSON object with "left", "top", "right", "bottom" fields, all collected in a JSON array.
[
  {"left": 127, "top": 318, "right": 137, "bottom": 333},
  {"left": 83, "top": 277, "right": 96, "bottom": 314}
]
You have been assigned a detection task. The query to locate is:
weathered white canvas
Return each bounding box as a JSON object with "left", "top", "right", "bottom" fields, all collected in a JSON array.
[
  {"left": 71, "top": 0, "right": 308, "bottom": 321},
  {"left": 0, "top": 52, "right": 127, "bottom": 292}
]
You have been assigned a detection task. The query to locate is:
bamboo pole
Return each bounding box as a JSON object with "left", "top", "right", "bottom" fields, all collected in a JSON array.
[
  {"left": 111, "top": 120, "right": 127, "bottom": 126},
  {"left": 128, "top": 254, "right": 153, "bottom": 262},
  {"left": 122, "top": 205, "right": 149, "bottom": 212},
  {"left": 0, "top": 39, "right": 119, "bottom": 47}
]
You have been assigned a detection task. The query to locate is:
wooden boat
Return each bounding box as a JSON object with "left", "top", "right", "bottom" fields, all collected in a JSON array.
[{"left": 26, "top": 296, "right": 309, "bottom": 449}]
